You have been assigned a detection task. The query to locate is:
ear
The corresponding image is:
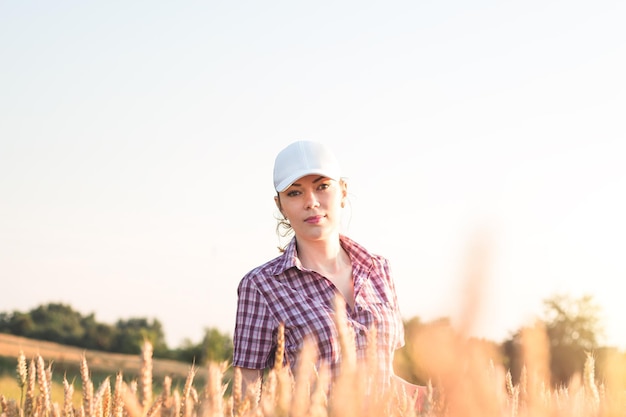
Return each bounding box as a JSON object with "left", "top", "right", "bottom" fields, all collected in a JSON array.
[{"left": 274, "top": 195, "right": 283, "bottom": 214}]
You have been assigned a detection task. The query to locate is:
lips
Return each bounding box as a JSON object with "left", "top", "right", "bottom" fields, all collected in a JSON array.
[{"left": 305, "top": 215, "right": 325, "bottom": 223}]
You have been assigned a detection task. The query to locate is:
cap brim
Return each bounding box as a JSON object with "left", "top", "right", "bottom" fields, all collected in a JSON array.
[{"left": 275, "top": 169, "right": 340, "bottom": 192}]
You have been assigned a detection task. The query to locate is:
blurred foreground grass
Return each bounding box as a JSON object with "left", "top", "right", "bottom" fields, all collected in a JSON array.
[{"left": 1, "top": 319, "right": 626, "bottom": 417}]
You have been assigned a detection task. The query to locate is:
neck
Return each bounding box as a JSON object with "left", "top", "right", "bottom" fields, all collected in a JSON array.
[{"left": 296, "top": 234, "right": 346, "bottom": 273}]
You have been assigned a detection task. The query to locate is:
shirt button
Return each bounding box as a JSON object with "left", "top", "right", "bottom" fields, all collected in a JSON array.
[
  {"left": 359, "top": 330, "right": 365, "bottom": 336},
  {"left": 357, "top": 306, "right": 363, "bottom": 312}
]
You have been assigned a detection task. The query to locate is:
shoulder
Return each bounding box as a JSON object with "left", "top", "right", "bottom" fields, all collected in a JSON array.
[
  {"left": 237, "top": 253, "right": 285, "bottom": 291},
  {"left": 340, "top": 234, "right": 391, "bottom": 267}
]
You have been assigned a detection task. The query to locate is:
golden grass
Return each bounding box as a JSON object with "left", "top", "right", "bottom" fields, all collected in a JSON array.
[
  {"left": 2, "top": 238, "right": 625, "bottom": 416},
  {"left": 1, "top": 317, "right": 625, "bottom": 417},
  {"left": 0, "top": 334, "right": 196, "bottom": 381}
]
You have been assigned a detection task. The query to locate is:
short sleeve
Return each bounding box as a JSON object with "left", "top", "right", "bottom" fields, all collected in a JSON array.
[{"left": 232, "top": 276, "right": 278, "bottom": 369}]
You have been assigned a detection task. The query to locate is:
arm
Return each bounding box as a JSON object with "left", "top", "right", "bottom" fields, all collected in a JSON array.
[
  {"left": 236, "top": 367, "right": 262, "bottom": 404},
  {"left": 391, "top": 373, "right": 427, "bottom": 411},
  {"left": 233, "top": 276, "right": 274, "bottom": 402}
]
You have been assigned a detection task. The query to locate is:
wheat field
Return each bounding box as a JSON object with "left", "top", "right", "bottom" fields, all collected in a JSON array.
[
  {"left": 1, "top": 315, "right": 626, "bottom": 417},
  {"left": 2, "top": 248, "right": 626, "bottom": 417}
]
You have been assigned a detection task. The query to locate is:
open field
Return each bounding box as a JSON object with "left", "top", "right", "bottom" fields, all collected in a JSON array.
[
  {"left": 0, "top": 333, "right": 204, "bottom": 382},
  {"left": 0, "top": 333, "right": 209, "bottom": 410},
  {"left": 2, "top": 323, "right": 626, "bottom": 417}
]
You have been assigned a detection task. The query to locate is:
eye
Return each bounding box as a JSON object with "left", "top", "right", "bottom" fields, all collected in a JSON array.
[
  {"left": 286, "top": 190, "right": 301, "bottom": 197},
  {"left": 317, "top": 182, "right": 331, "bottom": 191}
]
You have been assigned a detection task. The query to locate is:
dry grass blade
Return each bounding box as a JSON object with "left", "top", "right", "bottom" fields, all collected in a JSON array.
[
  {"left": 275, "top": 366, "right": 292, "bottom": 417},
  {"left": 232, "top": 366, "right": 243, "bottom": 417},
  {"left": 171, "top": 390, "right": 181, "bottom": 417},
  {"left": 520, "top": 321, "right": 550, "bottom": 415},
  {"left": 583, "top": 352, "right": 600, "bottom": 407},
  {"left": 139, "top": 340, "right": 153, "bottom": 411},
  {"left": 600, "top": 349, "right": 626, "bottom": 415},
  {"left": 145, "top": 397, "right": 162, "bottom": 417},
  {"left": 111, "top": 372, "right": 124, "bottom": 417},
  {"left": 63, "top": 376, "right": 75, "bottom": 417},
  {"left": 309, "top": 364, "right": 330, "bottom": 417},
  {"left": 202, "top": 362, "right": 227, "bottom": 417},
  {"left": 25, "top": 358, "right": 36, "bottom": 417},
  {"left": 179, "top": 363, "right": 197, "bottom": 417},
  {"left": 36, "top": 355, "right": 52, "bottom": 416},
  {"left": 260, "top": 369, "right": 277, "bottom": 417},
  {"left": 291, "top": 337, "right": 317, "bottom": 417},
  {"left": 274, "top": 323, "right": 285, "bottom": 371},
  {"left": 16, "top": 350, "right": 27, "bottom": 408},
  {"left": 329, "top": 295, "right": 360, "bottom": 417},
  {"left": 52, "top": 402, "right": 62, "bottom": 417},
  {"left": 80, "top": 353, "right": 94, "bottom": 417},
  {"left": 272, "top": 323, "right": 291, "bottom": 417},
  {"left": 121, "top": 383, "right": 144, "bottom": 417},
  {"left": 365, "top": 325, "right": 378, "bottom": 393},
  {"left": 1, "top": 395, "right": 19, "bottom": 417},
  {"left": 161, "top": 375, "right": 172, "bottom": 406},
  {"left": 332, "top": 295, "right": 356, "bottom": 371},
  {"left": 94, "top": 377, "right": 111, "bottom": 417}
]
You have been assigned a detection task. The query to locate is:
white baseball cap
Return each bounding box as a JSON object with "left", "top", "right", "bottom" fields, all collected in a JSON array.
[{"left": 273, "top": 140, "right": 342, "bottom": 192}]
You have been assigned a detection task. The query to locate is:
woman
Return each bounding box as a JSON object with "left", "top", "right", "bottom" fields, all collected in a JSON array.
[{"left": 232, "top": 140, "right": 423, "bottom": 403}]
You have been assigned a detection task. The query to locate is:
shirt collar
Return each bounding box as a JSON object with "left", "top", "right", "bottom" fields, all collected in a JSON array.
[{"left": 271, "top": 235, "right": 374, "bottom": 278}]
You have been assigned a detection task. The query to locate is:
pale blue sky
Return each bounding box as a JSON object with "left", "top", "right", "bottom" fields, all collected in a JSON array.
[{"left": 1, "top": 1, "right": 625, "bottom": 349}]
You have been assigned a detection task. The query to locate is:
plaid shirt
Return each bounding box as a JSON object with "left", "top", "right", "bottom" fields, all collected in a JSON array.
[{"left": 233, "top": 234, "right": 405, "bottom": 386}]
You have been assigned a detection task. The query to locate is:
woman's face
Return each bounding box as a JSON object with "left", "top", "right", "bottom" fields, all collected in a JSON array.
[{"left": 275, "top": 175, "right": 347, "bottom": 243}]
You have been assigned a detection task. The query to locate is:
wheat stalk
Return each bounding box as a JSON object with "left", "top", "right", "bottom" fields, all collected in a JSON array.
[
  {"left": 179, "top": 363, "right": 196, "bottom": 417},
  {"left": 93, "top": 377, "right": 111, "bottom": 417},
  {"left": 7, "top": 316, "right": 626, "bottom": 417},
  {"left": 16, "top": 350, "right": 27, "bottom": 410},
  {"left": 161, "top": 375, "right": 172, "bottom": 407},
  {"left": 36, "top": 355, "right": 52, "bottom": 417},
  {"left": 291, "top": 337, "right": 317, "bottom": 417},
  {"left": 274, "top": 323, "right": 285, "bottom": 371},
  {"left": 120, "top": 384, "right": 143, "bottom": 417},
  {"left": 328, "top": 295, "right": 360, "bottom": 417},
  {"left": 202, "top": 362, "right": 227, "bottom": 417},
  {"left": 63, "top": 375, "right": 75, "bottom": 417},
  {"left": 171, "top": 390, "right": 181, "bottom": 417},
  {"left": 583, "top": 351, "right": 600, "bottom": 408},
  {"left": 111, "top": 372, "right": 124, "bottom": 417},
  {"left": 79, "top": 354, "right": 94, "bottom": 417},
  {"left": 139, "top": 340, "right": 153, "bottom": 412},
  {"left": 24, "top": 358, "right": 36, "bottom": 417},
  {"left": 144, "top": 396, "right": 162, "bottom": 417},
  {"left": 0, "top": 394, "right": 19, "bottom": 417}
]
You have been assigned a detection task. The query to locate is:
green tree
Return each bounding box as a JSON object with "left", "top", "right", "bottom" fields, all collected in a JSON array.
[
  {"left": 502, "top": 293, "right": 604, "bottom": 386},
  {"left": 28, "top": 303, "right": 86, "bottom": 345},
  {"left": 81, "top": 313, "right": 116, "bottom": 351},
  {"left": 543, "top": 293, "right": 603, "bottom": 351},
  {"left": 112, "top": 318, "right": 168, "bottom": 355},
  {"left": 174, "top": 338, "right": 204, "bottom": 364},
  {"left": 172, "top": 327, "right": 233, "bottom": 365},
  {"left": 543, "top": 293, "right": 604, "bottom": 385},
  {"left": 0, "top": 311, "right": 35, "bottom": 335},
  {"left": 201, "top": 327, "right": 233, "bottom": 364}
]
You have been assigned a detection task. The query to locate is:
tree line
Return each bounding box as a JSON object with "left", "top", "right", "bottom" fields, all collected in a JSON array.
[
  {"left": 1, "top": 293, "right": 621, "bottom": 387},
  {"left": 0, "top": 303, "right": 232, "bottom": 366}
]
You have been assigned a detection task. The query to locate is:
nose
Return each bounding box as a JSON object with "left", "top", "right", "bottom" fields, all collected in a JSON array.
[{"left": 304, "top": 190, "right": 320, "bottom": 209}]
